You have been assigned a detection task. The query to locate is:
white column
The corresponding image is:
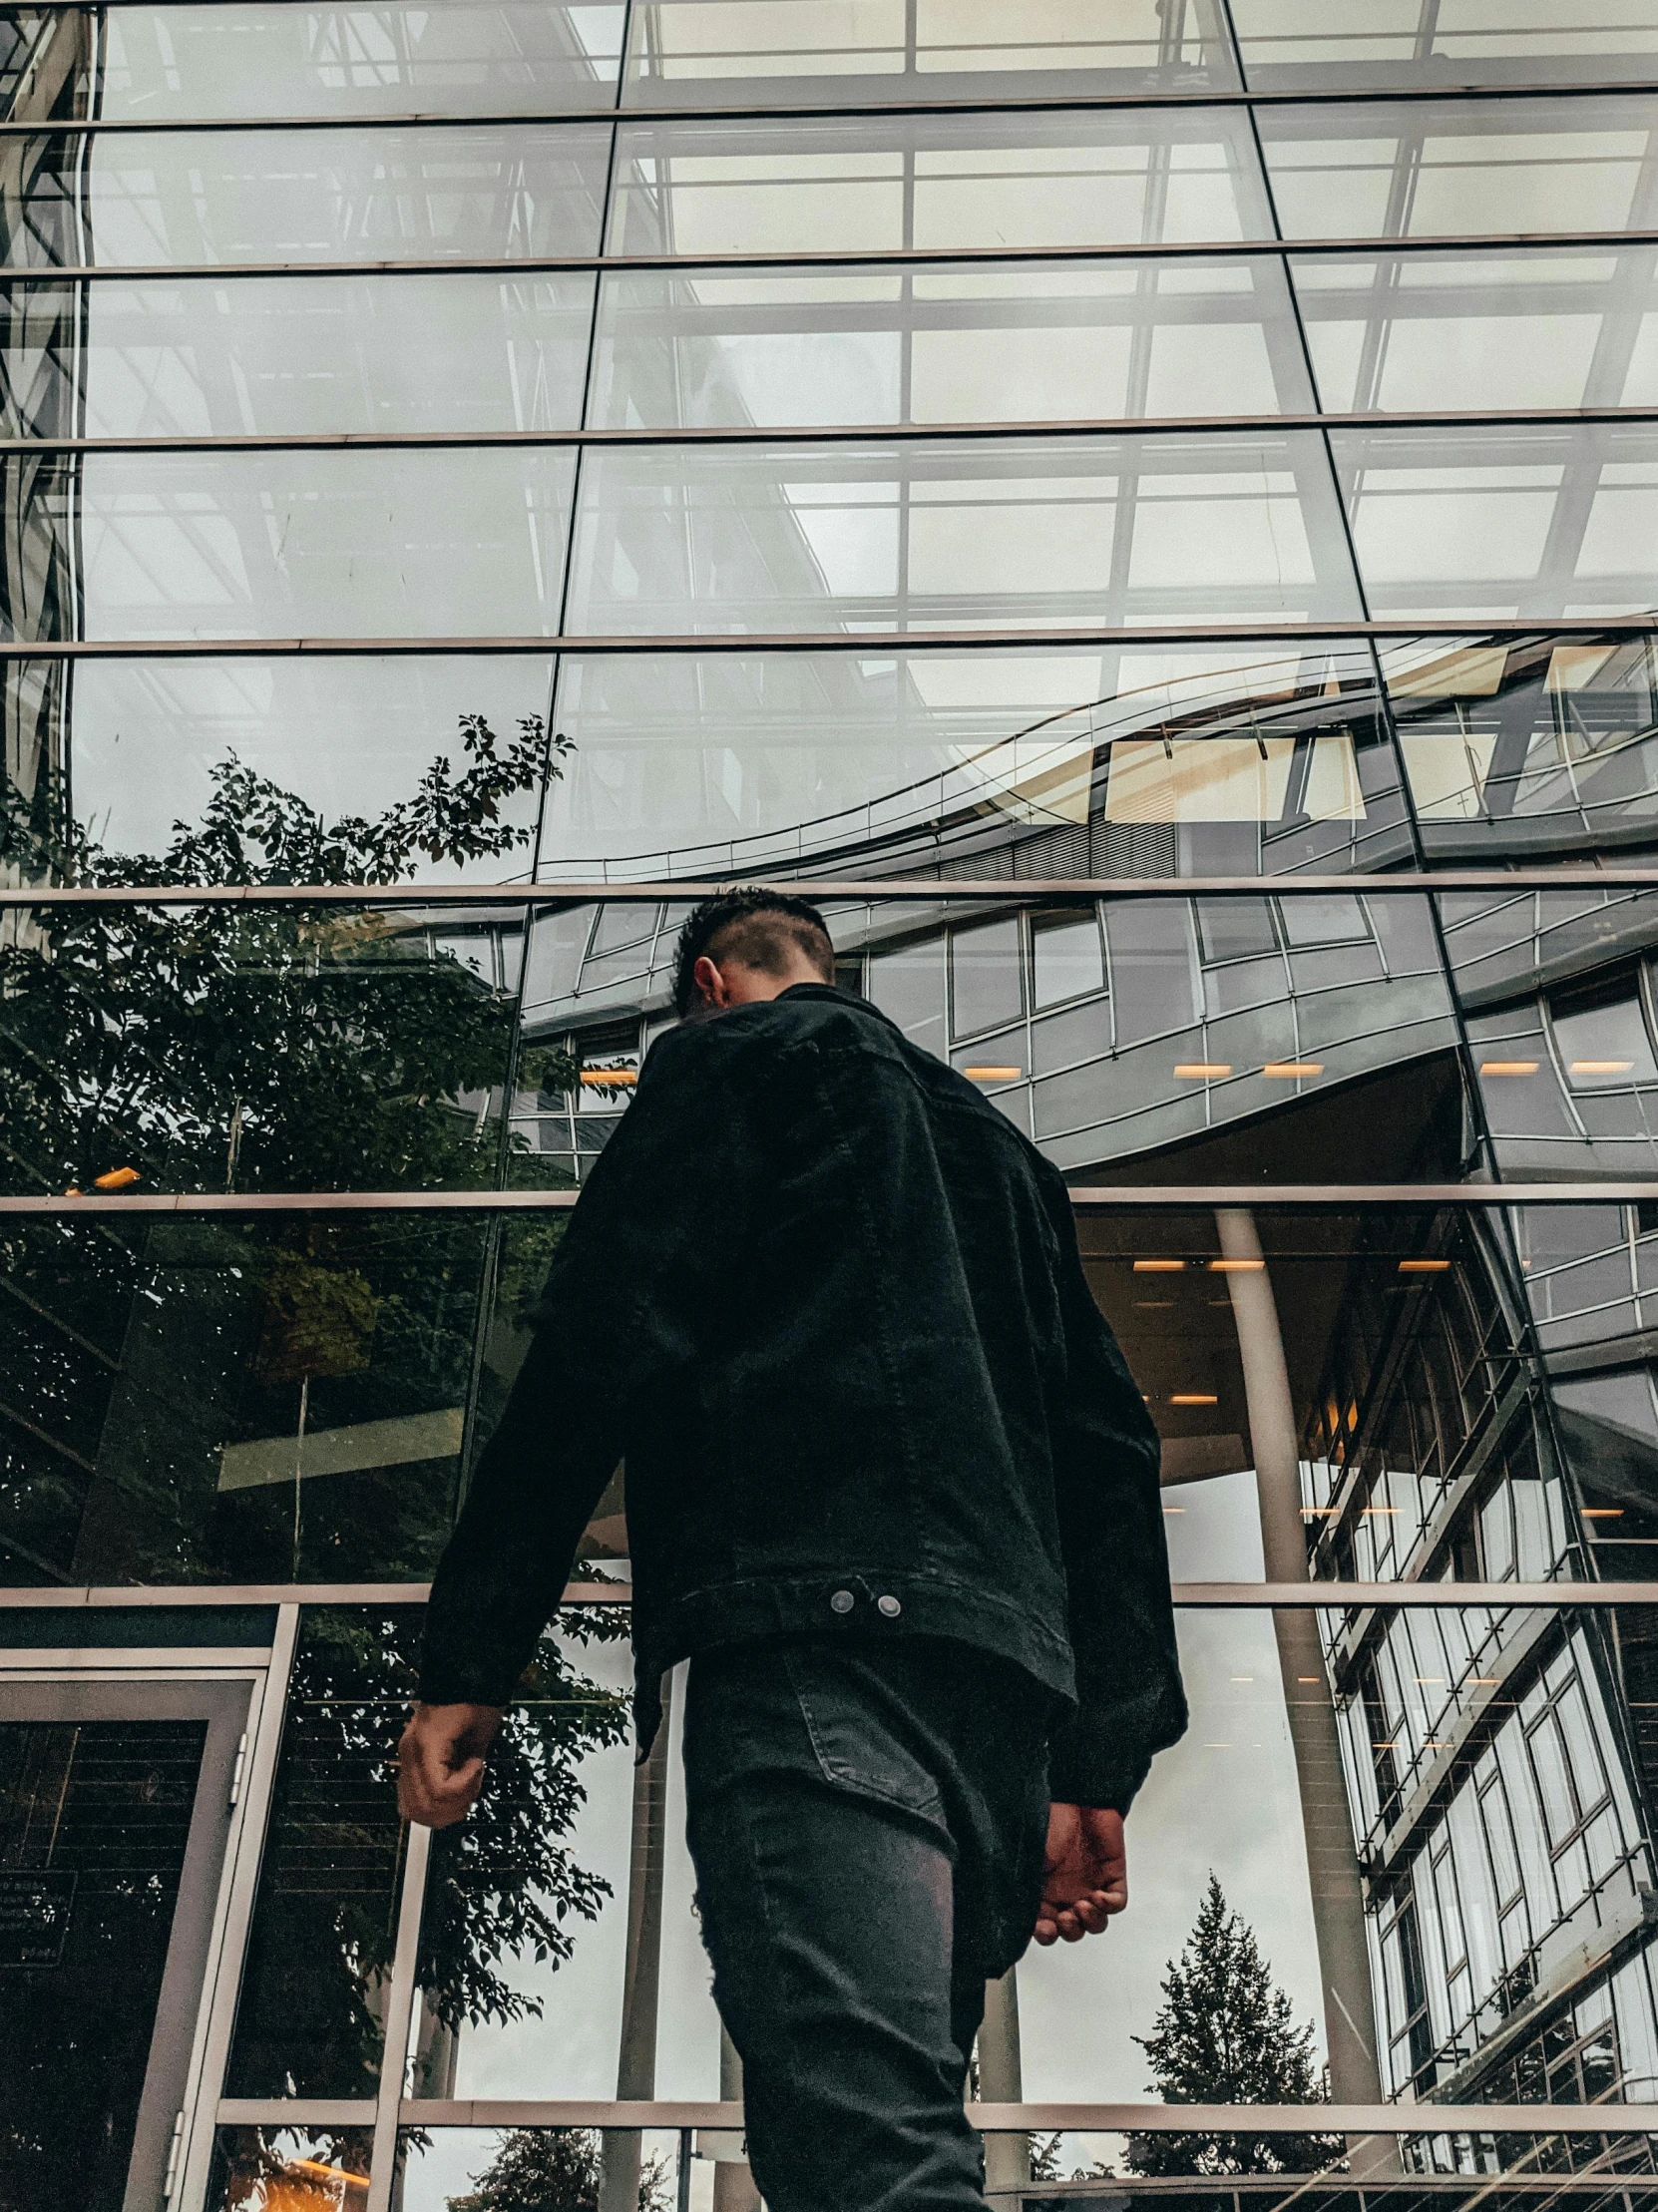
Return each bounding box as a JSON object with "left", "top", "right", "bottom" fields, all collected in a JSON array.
[
  {"left": 979, "top": 1965, "right": 1031, "bottom": 2194},
  {"left": 600, "top": 1672, "right": 674, "bottom": 2212},
  {"left": 712, "top": 2023, "right": 761, "bottom": 2212}
]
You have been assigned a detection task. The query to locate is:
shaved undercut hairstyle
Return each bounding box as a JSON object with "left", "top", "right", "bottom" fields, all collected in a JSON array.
[{"left": 671, "top": 888, "right": 836, "bottom": 1018}]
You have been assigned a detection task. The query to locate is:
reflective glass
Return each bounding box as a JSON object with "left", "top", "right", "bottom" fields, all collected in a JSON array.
[
  {"left": 564, "top": 434, "right": 1361, "bottom": 638},
  {"left": 1233, "top": 0, "right": 1658, "bottom": 91},
  {"left": 538, "top": 645, "right": 1412, "bottom": 876},
  {"left": 225, "top": 1605, "right": 421, "bottom": 2098},
  {"left": 34, "top": 449, "right": 576, "bottom": 641},
  {"left": 1293, "top": 249, "right": 1658, "bottom": 414},
  {"left": 622, "top": 0, "right": 1238, "bottom": 104},
  {"left": 1381, "top": 633, "right": 1658, "bottom": 860},
  {"left": 591, "top": 258, "right": 1314, "bottom": 430},
  {"left": 1258, "top": 98, "right": 1658, "bottom": 240},
  {"left": 25, "top": 655, "right": 558, "bottom": 869},
  {"left": 2, "top": 274, "right": 594, "bottom": 438},
  {"left": 0, "top": 1217, "right": 495, "bottom": 1584},
  {"left": 3, "top": 126, "right": 612, "bottom": 269},
  {"left": 1331, "top": 425, "right": 1658, "bottom": 621},
  {"left": 398, "top": 2128, "right": 688, "bottom": 2209},
  {"left": 209, "top": 2125, "right": 376, "bottom": 2212},
  {"left": 98, "top": 4, "right": 626, "bottom": 118},
  {"left": 1438, "top": 886, "right": 1658, "bottom": 1180},
  {"left": 607, "top": 110, "right": 1276, "bottom": 258}
]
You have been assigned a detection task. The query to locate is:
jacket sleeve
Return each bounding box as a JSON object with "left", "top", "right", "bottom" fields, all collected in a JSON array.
[
  {"left": 418, "top": 1026, "right": 738, "bottom": 1707},
  {"left": 1041, "top": 1187, "right": 1188, "bottom": 1813}
]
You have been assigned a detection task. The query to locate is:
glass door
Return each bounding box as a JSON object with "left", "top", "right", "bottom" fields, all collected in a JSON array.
[{"left": 0, "top": 1677, "right": 252, "bottom": 2212}]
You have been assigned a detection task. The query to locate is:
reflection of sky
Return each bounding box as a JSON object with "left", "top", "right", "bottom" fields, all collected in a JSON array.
[{"left": 431, "top": 1465, "right": 1321, "bottom": 2178}]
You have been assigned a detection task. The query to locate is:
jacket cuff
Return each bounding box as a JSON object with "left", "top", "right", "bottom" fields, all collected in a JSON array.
[{"left": 1045, "top": 1722, "right": 1151, "bottom": 1815}]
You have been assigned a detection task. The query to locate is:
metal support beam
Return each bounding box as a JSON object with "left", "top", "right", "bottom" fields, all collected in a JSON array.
[{"left": 600, "top": 1672, "right": 674, "bottom": 2212}]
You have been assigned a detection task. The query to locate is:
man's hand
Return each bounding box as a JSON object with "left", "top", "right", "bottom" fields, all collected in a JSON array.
[
  {"left": 1034, "top": 1803, "right": 1127, "bottom": 1946},
  {"left": 397, "top": 1701, "right": 503, "bottom": 1828}
]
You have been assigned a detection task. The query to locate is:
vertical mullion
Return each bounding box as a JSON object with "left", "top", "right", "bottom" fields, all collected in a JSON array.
[
  {"left": 365, "top": 1817, "right": 434, "bottom": 2212},
  {"left": 177, "top": 1601, "right": 300, "bottom": 2212}
]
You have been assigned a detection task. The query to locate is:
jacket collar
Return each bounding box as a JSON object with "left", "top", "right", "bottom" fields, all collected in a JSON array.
[{"left": 777, "top": 980, "right": 905, "bottom": 1037}]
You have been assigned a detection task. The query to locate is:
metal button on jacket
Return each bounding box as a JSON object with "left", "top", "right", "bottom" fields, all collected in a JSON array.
[
  {"left": 829, "top": 1589, "right": 856, "bottom": 1614},
  {"left": 877, "top": 1594, "right": 902, "bottom": 1618}
]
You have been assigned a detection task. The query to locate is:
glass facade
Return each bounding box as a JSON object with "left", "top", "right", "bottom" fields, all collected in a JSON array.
[{"left": 10, "top": 8, "right": 1658, "bottom": 2210}]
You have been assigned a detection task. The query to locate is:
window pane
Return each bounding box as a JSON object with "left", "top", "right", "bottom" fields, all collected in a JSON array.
[
  {"left": 538, "top": 643, "right": 1411, "bottom": 879},
  {"left": 951, "top": 916, "right": 1024, "bottom": 1038},
  {"left": 4, "top": 275, "right": 595, "bottom": 439},
  {"left": 565, "top": 434, "right": 1361, "bottom": 638},
  {"left": 1233, "top": 0, "right": 1658, "bottom": 91},
  {"left": 210, "top": 2125, "right": 376, "bottom": 2212},
  {"left": 1033, "top": 910, "right": 1105, "bottom": 1008},
  {"left": 4, "top": 126, "right": 612, "bottom": 270},
  {"left": 1332, "top": 425, "right": 1658, "bottom": 622},
  {"left": 1553, "top": 987, "right": 1658, "bottom": 1090},
  {"left": 591, "top": 258, "right": 1314, "bottom": 430},
  {"left": 97, "top": 4, "right": 624, "bottom": 118},
  {"left": 622, "top": 0, "right": 1239, "bottom": 104},
  {"left": 607, "top": 111, "right": 1275, "bottom": 258},
  {"left": 1294, "top": 249, "right": 1658, "bottom": 415},
  {"left": 1259, "top": 98, "right": 1658, "bottom": 241},
  {"left": 57, "top": 450, "right": 576, "bottom": 642},
  {"left": 225, "top": 1606, "right": 422, "bottom": 2098}
]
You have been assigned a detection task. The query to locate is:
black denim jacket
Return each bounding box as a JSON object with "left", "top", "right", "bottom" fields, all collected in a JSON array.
[{"left": 420, "top": 983, "right": 1187, "bottom": 1811}]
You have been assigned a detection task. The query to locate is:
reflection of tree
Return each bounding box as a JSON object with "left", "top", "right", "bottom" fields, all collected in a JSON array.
[
  {"left": 1125, "top": 1875, "right": 1344, "bottom": 2179},
  {"left": 0, "top": 718, "right": 589, "bottom": 1584},
  {"left": 446, "top": 2127, "right": 671, "bottom": 2212},
  {"left": 222, "top": 1606, "right": 630, "bottom": 2159}
]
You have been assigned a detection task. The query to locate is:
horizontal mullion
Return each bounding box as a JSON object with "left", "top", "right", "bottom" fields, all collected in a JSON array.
[
  {"left": 7, "top": 79, "right": 1658, "bottom": 134},
  {"left": 8, "top": 231, "right": 1658, "bottom": 280},
  {"left": 3, "top": 1581, "right": 1653, "bottom": 1609},
  {"left": 2, "top": 1185, "right": 1656, "bottom": 1213},
  {"left": 1, "top": 618, "right": 1656, "bottom": 660},
  {"left": 1, "top": 868, "right": 1656, "bottom": 906},
  {"left": 384, "top": 2097, "right": 1658, "bottom": 2131},
  {"left": 5, "top": 406, "right": 1657, "bottom": 454}
]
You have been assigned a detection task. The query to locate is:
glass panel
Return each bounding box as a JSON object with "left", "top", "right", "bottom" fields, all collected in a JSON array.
[
  {"left": 622, "top": 0, "right": 1239, "bottom": 105},
  {"left": 591, "top": 258, "right": 1314, "bottom": 430},
  {"left": 225, "top": 1605, "right": 420, "bottom": 2099},
  {"left": 22, "top": 655, "right": 558, "bottom": 871},
  {"left": 539, "top": 644, "right": 1413, "bottom": 880},
  {"left": 3, "top": 125, "right": 612, "bottom": 270},
  {"left": 1258, "top": 98, "right": 1658, "bottom": 242},
  {"left": 607, "top": 110, "right": 1276, "bottom": 257},
  {"left": 98, "top": 4, "right": 625, "bottom": 118},
  {"left": 1234, "top": 0, "right": 1658, "bottom": 91},
  {"left": 398, "top": 2127, "right": 687, "bottom": 2209},
  {"left": 208, "top": 2124, "right": 375, "bottom": 2210},
  {"left": 1294, "top": 248, "right": 1658, "bottom": 416},
  {"left": 47, "top": 449, "right": 576, "bottom": 642},
  {"left": 1331, "top": 425, "right": 1658, "bottom": 623},
  {"left": 407, "top": 1617, "right": 634, "bottom": 2100},
  {"left": 0, "top": 901, "right": 527, "bottom": 1192},
  {"left": 3, "top": 275, "right": 594, "bottom": 438},
  {"left": 565, "top": 434, "right": 1361, "bottom": 637},
  {"left": 0, "top": 1218, "right": 495, "bottom": 1584},
  {"left": 1033, "top": 908, "right": 1106, "bottom": 1009},
  {"left": 1382, "top": 633, "right": 1658, "bottom": 861},
  {"left": 1438, "top": 886, "right": 1658, "bottom": 1179},
  {"left": 0, "top": 1715, "right": 207, "bottom": 2212}
]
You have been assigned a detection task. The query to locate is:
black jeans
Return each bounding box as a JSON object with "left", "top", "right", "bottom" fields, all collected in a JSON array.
[{"left": 683, "top": 1633, "right": 1053, "bottom": 2212}]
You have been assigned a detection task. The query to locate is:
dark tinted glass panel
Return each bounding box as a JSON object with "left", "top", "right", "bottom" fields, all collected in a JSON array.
[
  {"left": 0, "top": 902, "right": 527, "bottom": 1195},
  {"left": 0, "top": 1217, "right": 494, "bottom": 1584},
  {"left": 0, "top": 1716, "right": 206, "bottom": 2212},
  {"left": 0, "top": 126, "right": 614, "bottom": 268},
  {"left": 225, "top": 1605, "right": 421, "bottom": 2098},
  {"left": 539, "top": 644, "right": 1413, "bottom": 879}
]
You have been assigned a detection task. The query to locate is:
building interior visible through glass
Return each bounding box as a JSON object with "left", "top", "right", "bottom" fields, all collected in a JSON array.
[{"left": 13, "top": 1, "right": 1658, "bottom": 2206}]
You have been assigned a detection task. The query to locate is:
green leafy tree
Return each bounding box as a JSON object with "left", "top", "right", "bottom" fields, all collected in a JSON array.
[
  {"left": 448, "top": 2127, "right": 672, "bottom": 2212},
  {"left": 1125, "top": 1875, "right": 1344, "bottom": 2178}
]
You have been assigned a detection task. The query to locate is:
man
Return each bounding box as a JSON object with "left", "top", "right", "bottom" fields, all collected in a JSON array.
[{"left": 400, "top": 888, "right": 1187, "bottom": 2210}]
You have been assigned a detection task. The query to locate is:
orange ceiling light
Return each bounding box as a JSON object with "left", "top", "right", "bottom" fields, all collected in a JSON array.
[
  {"left": 1175, "top": 1061, "right": 1231, "bottom": 1079},
  {"left": 1209, "top": 1257, "right": 1264, "bottom": 1272},
  {"left": 1479, "top": 1060, "right": 1539, "bottom": 1077},
  {"left": 1170, "top": 1392, "right": 1219, "bottom": 1405},
  {"left": 1571, "top": 1059, "right": 1633, "bottom": 1075},
  {"left": 92, "top": 1166, "right": 141, "bottom": 1189},
  {"left": 580, "top": 1068, "right": 637, "bottom": 1087},
  {"left": 1399, "top": 1258, "right": 1451, "bottom": 1273},
  {"left": 1263, "top": 1062, "right": 1323, "bottom": 1078},
  {"left": 964, "top": 1065, "right": 1022, "bottom": 1083},
  {"left": 1133, "top": 1258, "right": 1186, "bottom": 1271}
]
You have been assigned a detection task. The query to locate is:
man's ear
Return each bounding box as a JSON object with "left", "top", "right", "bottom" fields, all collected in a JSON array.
[{"left": 692, "top": 953, "right": 727, "bottom": 1007}]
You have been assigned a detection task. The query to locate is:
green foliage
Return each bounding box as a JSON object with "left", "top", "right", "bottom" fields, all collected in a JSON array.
[
  {"left": 1125, "top": 1874, "right": 1344, "bottom": 2178},
  {"left": 448, "top": 2127, "right": 672, "bottom": 2212}
]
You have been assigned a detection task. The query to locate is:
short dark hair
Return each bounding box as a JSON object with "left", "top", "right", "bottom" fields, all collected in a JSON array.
[{"left": 671, "top": 888, "right": 836, "bottom": 1017}]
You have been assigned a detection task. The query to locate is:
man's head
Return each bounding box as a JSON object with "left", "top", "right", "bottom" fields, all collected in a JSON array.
[{"left": 671, "top": 889, "right": 836, "bottom": 1018}]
